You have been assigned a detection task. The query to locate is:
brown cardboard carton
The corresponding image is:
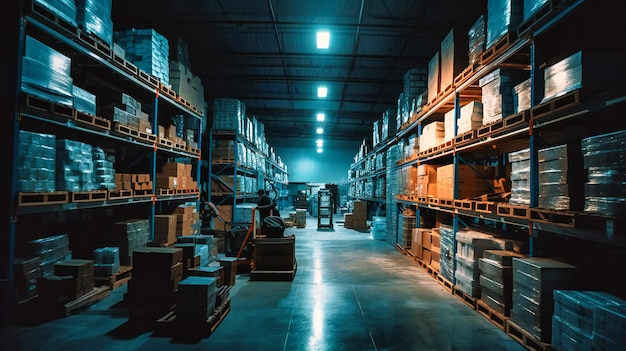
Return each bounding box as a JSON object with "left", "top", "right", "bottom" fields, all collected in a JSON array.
[
  {"left": 344, "top": 213, "right": 354, "bottom": 229},
  {"left": 156, "top": 176, "right": 177, "bottom": 189},
  {"left": 422, "top": 230, "right": 432, "bottom": 250},
  {"left": 154, "top": 214, "right": 177, "bottom": 245}
]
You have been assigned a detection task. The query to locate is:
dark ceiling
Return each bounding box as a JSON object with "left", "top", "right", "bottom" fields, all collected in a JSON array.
[{"left": 112, "top": 0, "right": 486, "bottom": 142}]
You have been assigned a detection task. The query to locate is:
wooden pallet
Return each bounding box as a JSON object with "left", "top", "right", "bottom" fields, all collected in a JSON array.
[
  {"left": 497, "top": 203, "right": 530, "bottom": 219},
  {"left": 453, "top": 287, "right": 477, "bottom": 309},
  {"left": 395, "top": 243, "right": 408, "bottom": 255},
  {"left": 64, "top": 286, "right": 111, "bottom": 316},
  {"left": 454, "top": 63, "right": 477, "bottom": 87},
  {"left": 74, "top": 111, "right": 111, "bottom": 131},
  {"left": 108, "top": 189, "right": 133, "bottom": 200},
  {"left": 436, "top": 275, "right": 454, "bottom": 294},
  {"left": 153, "top": 299, "right": 231, "bottom": 338},
  {"left": 454, "top": 129, "right": 476, "bottom": 147},
  {"left": 187, "top": 146, "right": 201, "bottom": 155},
  {"left": 176, "top": 95, "right": 193, "bottom": 110},
  {"left": 529, "top": 208, "right": 577, "bottom": 227},
  {"left": 133, "top": 189, "right": 154, "bottom": 197},
  {"left": 531, "top": 90, "right": 580, "bottom": 121},
  {"left": 475, "top": 201, "right": 496, "bottom": 214},
  {"left": 158, "top": 137, "right": 174, "bottom": 148},
  {"left": 506, "top": 320, "right": 552, "bottom": 351},
  {"left": 476, "top": 299, "right": 508, "bottom": 331},
  {"left": 114, "top": 123, "right": 157, "bottom": 143},
  {"left": 159, "top": 83, "right": 177, "bottom": 100},
  {"left": 94, "top": 266, "right": 132, "bottom": 290},
  {"left": 438, "top": 198, "right": 454, "bottom": 208},
  {"left": 18, "top": 192, "right": 69, "bottom": 206},
  {"left": 191, "top": 105, "right": 204, "bottom": 116},
  {"left": 71, "top": 190, "right": 108, "bottom": 203},
  {"left": 31, "top": 0, "right": 78, "bottom": 36},
  {"left": 77, "top": 29, "right": 112, "bottom": 59},
  {"left": 250, "top": 261, "right": 298, "bottom": 281},
  {"left": 454, "top": 199, "right": 474, "bottom": 211},
  {"left": 112, "top": 53, "right": 139, "bottom": 75},
  {"left": 517, "top": 0, "right": 556, "bottom": 37},
  {"left": 477, "top": 118, "right": 506, "bottom": 138},
  {"left": 480, "top": 33, "right": 512, "bottom": 66},
  {"left": 138, "top": 69, "right": 160, "bottom": 90},
  {"left": 24, "top": 94, "right": 74, "bottom": 119},
  {"left": 158, "top": 188, "right": 175, "bottom": 196}
]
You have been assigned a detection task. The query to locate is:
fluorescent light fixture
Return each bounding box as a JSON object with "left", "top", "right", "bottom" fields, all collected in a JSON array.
[
  {"left": 316, "top": 139, "right": 323, "bottom": 146},
  {"left": 316, "top": 128, "right": 324, "bottom": 134},
  {"left": 316, "top": 113, "right": 325, "bottom": 122},
  {"left": 317, "top": 86, "right": 327, "bottom": 98},
  {"left": 316, "top": 31, "right": 330, "bottom": 49},
  {"left": 317, "top": 148, "right": 323, "bottom": 153}
]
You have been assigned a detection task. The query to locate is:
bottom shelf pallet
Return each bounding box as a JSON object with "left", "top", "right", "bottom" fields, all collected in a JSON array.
[
  {"left": 64, "top": 286, "right": 111, "bottom": 316},
  {"left": 249, "top": 260, "right": 298, "bottom": 281},
  {"left": 153, "top": 299, "right": 231, "bottom": 339},
  {"left": 436, "top": 275, "right": 454, "bottom": 294},
  {"left": 94, "top": 266, "right": 132, "bottom": 290},
  {"left": 506, "top": 320, "right": 552, "bottom": 351},
  {"left": 452, "top": 287, "right": 478, "bottom": 309},
  {"left": 476, "top": 299, "right": 508, "bottom": 331}
]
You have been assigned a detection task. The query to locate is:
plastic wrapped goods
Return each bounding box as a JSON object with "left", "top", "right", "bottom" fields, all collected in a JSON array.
[
  {"left": 486, "top": 0, "right": 523, "bottom": 49},
  {"left": 114, "top": 28, "right": 169, "bottom": 85},
  {"left": 523, "top": 0, "right": 549, "bottom": 21},
  {"left": 22, "top": 36, "right": 73, "bottom": 106},
  {"left": 76, "top": 0, "right": 113, "bottom": 46},
  {"left": 468, "top": 15, "right": 486, "bottom": 65},
  {"left": 17, "top": 130, "right": 56, "bottom": 192},
  {"left": 508, "top": 148, "right": 530, "bottom": 205},
  {"left": 56, "top": 139, "right": 94, "bottom": 192},
  {"left": 72, "top": 85, "right": 97, "bottom": 116},
  {"left": 35, "top": 0, "right": 77, "bottom": 26},
  {"left": 93, "top": 247, "right": 121, "bottom": 277},
  {"left": 212, "top": 98, "right": 246, "bottom": 131}
]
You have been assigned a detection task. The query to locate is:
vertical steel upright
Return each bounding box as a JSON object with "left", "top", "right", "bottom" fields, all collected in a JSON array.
[
  {"left": 451, "top": 92, "right": 462, "bottom": 274},
  {"left": 195, "top": 117, "right": 204, "bottom": 213},
  {"left": 1, "top": 0, "right": 23, "bottom": 324},
  {"left": 149, "top": 90, "right": 159, "bottom": 242},
  {"left": 528, "top": 42, "right": 539, "bottom": 257}
]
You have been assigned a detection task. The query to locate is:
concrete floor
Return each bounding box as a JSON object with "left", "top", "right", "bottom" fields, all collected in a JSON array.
[{"left": 1, "top": 216, "right": 525, "bottom": 350}]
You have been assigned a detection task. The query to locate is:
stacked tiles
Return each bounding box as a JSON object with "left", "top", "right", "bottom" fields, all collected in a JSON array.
[
  {"left": 76, "top": 0, "right": 113, "bottom": 46},
  {"left": 381, "top": 109, "right": 397, "bottom": 141},
  {"left": 35, "top": 0, "right": 77, "bottom": 26},
  {"left": 28, "top": 234, "right": 71, "bottom": 277},
  {"left": 21, "top": 36, "right": 73, "bottom": 106},
  {"left": 479, "top": 68, "right": 527, "bottom": 124},
  {"left": 93, "top": 247, "right": 120, "bottom": 277},
  {"left": 397, "top": 213, "right": 415, "bottom": 248},
  {"left": 56, "top": 139, "right": 94, "bottom": 192},
  {"left": 386, "top": 145, "right": 399, "bottom": 244},
  {"left": 582, "top": 130, "right": 626, "bottom": 216},
  {"left": 508, "top": 148, "right": 530, "bottom": 205},
  {"left": 114, "top": 29, "right": 169, "bottom": 85},
  {"left": 468, "top": 15, "right": 486, "bottom": 65},
  {"left": 92, "top": 146, "right": 116, "bottom": 191},
  {"left": 486, "top": 0, "right": 523, "bottom": 49},
  {"left": 552, "top": 290, "right": 626, "bottom": 351},
  {"left": 114, "top": 219, "right": 150, "bottom": 266},
  {"left": 593, "top": 304, "right": 626, "bottom": 351},
  {"left": 127, "top": 248, "right": 183, "bottom": 322},
  {"left": 479, "top": 250, "right": 526, "bottom": 316},
  {"left": 419, "top": 121, "right": 444, "bottom": 151},
  {"left": 510, "top": 257, "right": 577, "bottom": 343},
  {"left": 17, "top": 131, "right": 56, "bottom": 192},
  {"left": 177, "top": 277, "right": 218, "bottom": 321},
  {"left": 212, "top": 98, "right": 245, "bottom": 131},
  {"left": 538, "top": 144, "right": 582, "bottom": 211},
  {"left": 513, "top": 78, "right": 531, "bottom": 113},
  {"left": 523, "top": 0, "right": 549, "bottom": 21},
  {"left": 438, "top": 225, "right": 455, "bottom": 284},
  {"left": 454, "top": 230, "right": 496, "bottom": 297},
  {"left": 72, "top": 86, "right": 96, "bottom": 116},
  {"left": 14, "top": 257, "right": 42, "bottom": 302}
]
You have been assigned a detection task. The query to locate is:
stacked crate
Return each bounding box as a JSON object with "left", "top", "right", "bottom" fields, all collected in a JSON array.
[
  {"left": 508, "top": 148, "right": 530, "bottom": 205},
  {"left": 50, "top": 259, "right": 95, "bottom": 300},
  {"left": 397, "top": 213, "right": 415, "bottom": 248},
  {"left": 176, "top": 235, "right": 217, "bottom": 273},
  {"left": 76, "top": 0, "right": 113, "bottom": 46},
  {"left": 582, "top": 130, "right": 626, "bottom": 217},
  {"left": 21, "top": 35, "right": 73, "bottom": 106},
  {"left": 438, "top": 225, "right": 455, "bottom": 283},
  {"left": 212, "top": 98, "right": 246, "bottom": 131},
  {"left": 114, "top": 219, "right": 150, "bottom": 265},
  {"left": 101, "top": 93, "right": 150, "bottom": 132},
  {"left": 127, "top": 247, "right": 183, "bottom": 322},
  {"left": 486, "top": 0, "right": 523, "bottom": 49},
  {"left": 552, "top": 290, "right": 626, "bottom": 351},
  {"left": 468, "top": 15, "right": 486, "bottom": 65},
  {"left": 174, "top": 205, "right": 197, "bottom": 237},
  {"left": 177, "top": 276, "right": 218, "bottom": 321},
  {"left": 479, "top": 68, "right": 527, "bottom": 125},
  {"left": 156, "top": 162, "right": 196, "bottom": 191},
  {"left": 538, "top": 144, "right": 583, "bottom": 210},
  {"left": 454, "top": 231, "right": 496, "bottom": 297},
  {"left": 92, "top": 147, "right": 115, "bottom": 191},
  {"left": 93, "top": 247, "right": 120, "bottom": 277},
  {"left": 17, "top": 131, "right": 56, "bottom": 192},
  {"left": 479, "top": 250, "right": 526, "bottom": 316},
  {"left": 114, "top": 28, "right": 169, "bottom": 85},
  {"left": 416, "top": 164, "right": 437, "bottom": 198},
  {"left": 430, "top": 229, "right": 441, "bottom": 272},
  {"left": 55, "top": 140, "right": 94, "bottom": 192},
  {"left": 510, "top": 257, "right": 577, "bottom": 343},
  {"left": 153, "top": 214, "right": 177, "bottom": 247}
]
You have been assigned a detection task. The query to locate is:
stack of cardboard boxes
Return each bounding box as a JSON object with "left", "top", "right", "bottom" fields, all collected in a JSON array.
[
  {"left": 416, "top": 164, "right": 438, "bottom": 198},
  {"left": 156, "top": 162, "right": 197, "bottom": 191},
  {"left": 352, "top": 201, "right": 368, "bottom": 231},
  {"left": 154, "top": 214, "right": 177, "bottom": 247},
  {"left": 38, "top": 259, "right": 94, "bottom": 303},
  {"left": 411, "top": 228, "right": 440, "bottom": 270},
  {"left": 437, "top": 164, "right": 495, "bottom": 200},
  {"left": 115, "top": 173, "right": 152, "bottom": 193}
]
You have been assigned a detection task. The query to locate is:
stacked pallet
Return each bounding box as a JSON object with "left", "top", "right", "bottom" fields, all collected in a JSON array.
[
  {"left": 17, "top": 131, "right": 56, "bottom": 193},
  {"left": 114, "top": 28, "right": 169, "bottom": 85},
  {"left": 76, "top": 0, "right": 113, "bottom": 46},
  {"left": 508, "top": 148, "right": 530, "bottom": 206},
  {"left": 114, "top": 219, "right": 150, "bottom": 266},
  {"left": 419, "top": 121, "right": 444, "bottom": 151},
  {"left": 468, "top": 15, "right": 486, "bottom": 65},
  {"left": 93, "top": 247, "right": 120, "bottom": 277},
  {"left": 437, "top": 164, "right": 495, "bottom": 200},
  {"left": 479, "top": 68, "right": 527, "bottom": 125},
  {"left": 478, "top": 250, "right": 526, "bottom": 316},
  {"left": 454, "top": 231, "right": 497, "bottom": 298}
]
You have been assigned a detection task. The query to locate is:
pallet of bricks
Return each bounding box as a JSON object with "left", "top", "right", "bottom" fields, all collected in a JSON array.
[{"left": 156, "top": 162, "right": 198, "bottom": 194}]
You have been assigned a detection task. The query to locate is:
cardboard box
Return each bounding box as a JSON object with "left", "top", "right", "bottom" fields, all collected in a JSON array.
[
  {"left": 428, "top": 51, "right": 440, "bottom": 99},
  {"left": 166, "top": 125, "right": 178, "bottom": 139},
  {"left": 154, "top": 214, "right": 177, "bottom": 245},
  {"left": 422, "top": 230, "right": 432, "bottom": 250},
  {"left": 353, "top": 219, "right": 368, "bottom": 230},
  {"left": 437, "top": 164, "right": 496, "bottom": 199},
  {"left": 175, "top": 206, "right": 194, "bottom": 221},
  {"left": 115, "top": 174, "right": 123, "bottom": 183},
  {"left": 176, "top": 221, "right": 193, "bottom": 236},
  {"left": 440, "top": 28, "right": 469, "bottom": 93},
  {"left": 162, "top": 162, "right": 186, "bottom": 177},
  {"left": 158, "top": 125, "right": 165, "bottom": 138},
  {"left": 423, "top": 248, "right": 432, "bottom": 265},
  {"left": 156, "top": 176, "right": 177, "bottom": 189},
  {"left": 344, "top": 213, "right": 354, "bottom": 229},
  {"left": 122, "top": 173, "right": 132, "bottom": 183},
  {"left": 138, "top": 119, "right": 151, "bottom": 133},
  {"left": 410, "top": 243, "right": 423, "bottom": 259},
  {"left": 431, "top": 230, "right": 441, "bottom": 250}
]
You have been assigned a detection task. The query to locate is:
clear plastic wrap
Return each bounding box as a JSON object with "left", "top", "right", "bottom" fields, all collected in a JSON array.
[
  {"left": 593, "top": 304, "right": 626, "bottom": 345},
  {"left": 35, "top": 0, "right": 77, "bottom": 26},
  {"left": 438, "top": 225, "right": 456, "bottom": 284},
  {"left": 538, "top": 196, "right": 571, "bottom": 210},
  {"left": 508, "top": 148, "right": 530, "bottom": 162},
  {"left": 114, "top": 28, "right": 170, "bottom": 85},
  {"left": 468, "top": 15, "right": 486, "bottom": 65},
  {"left": 17, "top": 130, "right": 56, "bottom": 192},
  {"left": 76, "top": 0, "right": 113, "bottom": 46},
  {"left": 486, "top": 0, "right": 523, "bottom": 49},
  {"left": 514, "top": 78, "right": 531, "bottom": 113},
  {"left": 523, "top": 0, "right": 549, "bottom": 20}
]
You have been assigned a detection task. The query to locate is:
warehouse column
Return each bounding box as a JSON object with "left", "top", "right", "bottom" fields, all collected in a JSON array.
[{"left": 0, "top": 0, "right": 23, "bottom": 325}]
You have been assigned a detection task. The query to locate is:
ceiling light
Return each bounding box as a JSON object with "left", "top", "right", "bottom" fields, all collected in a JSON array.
[
  {"left": 317, "top": 148, "right": 323, "bottom": 153},
  {"left": 316, "top": 128, "right": 323, "bottom": 134},
  {"left": 317, "top": 86, "right": 327, "bottom": 98},
  {"left": 317, "top": 113, "right": 325, "bottom": 122},
  {"left": 316, "top": 31, "right": 330, "bottom": 49},
  {"left": 316, "top": 139, "right": 323, "bottom": 146}
]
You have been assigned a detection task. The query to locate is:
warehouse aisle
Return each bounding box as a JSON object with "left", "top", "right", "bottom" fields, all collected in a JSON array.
[{"left": 1, "top": 215, "right": 524, "bottom": 351}]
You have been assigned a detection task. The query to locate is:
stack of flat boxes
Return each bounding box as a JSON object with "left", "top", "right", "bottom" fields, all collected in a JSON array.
[
  {"left": 440, "top": 29, "right": 468, "bottom": 93},
  {"left": 172, "top": 243, "right": 199, "bottom": 279},
  {"left": 444, "top": 102, "right": 483, "bottom": 142},
  {"left": 52, "top": 259, "right": 95, "bottom": 300},
  {"left": 419, "top": 121, "right": 444, "bottom": 151},
  {"left": 29, "top": 234, "right": 71, "bottom": 277},
  {"left": 410, "top": 228, "right": 428, "bottom": 262},
  {"left": 56, "top": 140, "right": 94, "bottom": 192},
  {"left": 552, "top": 290, "right": 626, "bottom": 351},
  {"left": 193, "top": 266, "right": 224, "bottom": 289},
  {"left": 93, "top": 247, "right": 120, "bottom": 277},
  {"left": 156, "top": 162, "right": 197, "bottom": 191},
  {"left": 397, "top": 214, "right": 415, "bottom": 248},
  {"left": 114, "top": 28, "right": 169, "bottom": 85},
  {"left": 486, "top": 0, "right": 523, "bottom": 49},
  {"left": 92, "top": 147, "right": 115, "bottom": 191},
  {"left": 479, "top": 250, "right": 526, "bottom": 316},
  {"left": 508, "top": 148, "right": 531, "bottom": 205},
  {"left": 510, "top": 257, "right": 577, "bottom": 343},
  {"left": 127, "top": 247, "right": 183, "bottom": 322},
  {"left": 480, "top": 68, "right": 527, "bottom": 125},
  {"left": 174, "top": 205, "right": 196, "bottom": 238},
  {"left": 17, "top": 131, "right": 56, "bottom": 192},
  {"left": 177, "top": 235, "right": 217, "bottom": 267},
  {"left": 417, "top": 165, "right": 437, "bottom": 198},
  {"left": 513, "top": 78, "right": 531, "bottom": 113},
  {"left": 14, "top": 257, "right": 42, "bottom": 301},
  {"left": 404, "top": 68, "right": 428, "bottom": 117},
  {"left": 538, "top": 144, "right": 583, "bottom": 211},
  {"left": 430, "top": 230, "right": 441, "bottom": 271},
  {"left": 114, "top": 219, "right": 150, "bottom": 265},
  {"left": 169, "top": 61, "right": 205, "bottom": 111},
  {"left": 468, "top": 15, "right": 486, "bottom": 66},
  {"left": 76, "top": 0, "right": 113, "bottom": 46},
  {"left": 161, "top": 124, "right": 186, "bottom": 148},
  {"left": 454, "top": 231, "right": 496, "bottom": 297},
  {"left": 177, "top": 276, "right": 218, "bottom": 322},
  {"left": 582, "top": 130, "right": 626, "bottom": 216},
  {"left": 212, "top": 139, "right": 235, "bottom": 162},
  {"left": 437, "top": 164, "right": 495, "bottom": 200},
  {"left": 438, "top": 225, "right": 455, "bottom": 283},
  {"left": 352, "top": 201, "right": 368, "bottom": 231},
  {"left": 212, "top": 98, "right": 246, "bottom": 131},
  {"left": 115, "top": 173, "right": 152, "bottom": 193}
]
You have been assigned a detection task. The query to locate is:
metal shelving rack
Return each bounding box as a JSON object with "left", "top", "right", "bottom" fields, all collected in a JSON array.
[{"left": 2, "top": 2, "right": 204, "bottom": 321}]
